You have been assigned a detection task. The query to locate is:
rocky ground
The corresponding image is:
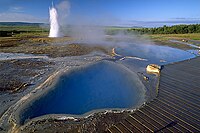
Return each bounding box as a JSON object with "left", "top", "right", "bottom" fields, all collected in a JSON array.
[
  {"left": 0, "top": 35, "right": 120, "bottom": 133},
  {"left": 0, "top": 58, "right": 55, "bottom": 119},
  {"left": 0, "top": 37, "right": 110, "bottom": 58},
  {"left": 0, "top": 58, "right": 54, "bottom": 93},
  {"left": 19, "top": 111, "right": 131, "bottom": 133}
]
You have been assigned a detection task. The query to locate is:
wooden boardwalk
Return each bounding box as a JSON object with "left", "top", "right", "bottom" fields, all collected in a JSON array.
[{"left": 108, "top": 57, "right": 200, "bottom": 133}]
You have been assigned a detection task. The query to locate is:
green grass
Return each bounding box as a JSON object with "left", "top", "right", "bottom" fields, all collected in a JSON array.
[
  {"left": 147, "top": 33, "right": 200, "bottom": 49},
  {"left": 13, "top": 32, "right": 48, "bottom": 38},
  {"left": 0, "top": 25, "right": 48, "bottom": 32},
  {"left": 149, "top": 33, "right": 200, "bottom": 41}
]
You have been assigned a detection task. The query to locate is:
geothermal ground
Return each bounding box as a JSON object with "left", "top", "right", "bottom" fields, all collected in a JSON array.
[{"left": 0, "top": 33, "right": 200, "bottom": 132}]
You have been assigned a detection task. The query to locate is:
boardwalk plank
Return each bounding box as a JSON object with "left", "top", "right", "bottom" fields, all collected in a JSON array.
[
  {"left": 139, "top": 108, "right": 179, "bottom": 132},
  {"left": 150, "top": 103, "right": 199, "bottom": 132},
  {"left": 122, "top": 120, "right": 141, "bottom": 133},
  {"left": 153, "top": 100, "right": 200, "bottom": 129},
  {"left": 126, "top": 116, "right": 152, "bottom": 133},
  {"left": 108, "top": 57, "right": 200, "bottom": 132},
  {"left": 115, "top": 123, "right": 132, "bottom": 133},
  {"left": 158, "top": 97, "right": 200, "bottom": 120},
  {"left": 108, "top": 126, "right": 121, "bottom": 133}
]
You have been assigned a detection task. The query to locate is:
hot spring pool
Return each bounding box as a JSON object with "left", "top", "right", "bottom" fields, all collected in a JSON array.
[
  {"left": 19, "top": 61, "right": 146, "bottom": 124},
  {"left": 116, "top": 43, "right": 196, "bottom": 65}
]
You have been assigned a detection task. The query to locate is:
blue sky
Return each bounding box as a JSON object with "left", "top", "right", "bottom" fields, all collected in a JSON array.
[{"left": 0, "top": 0, "right": 200, "bottom": 27}]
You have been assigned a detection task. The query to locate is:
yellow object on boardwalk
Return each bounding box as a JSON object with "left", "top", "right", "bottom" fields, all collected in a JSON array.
[{"left": 146, "top": 64, "right": 161, "bottom": 75}]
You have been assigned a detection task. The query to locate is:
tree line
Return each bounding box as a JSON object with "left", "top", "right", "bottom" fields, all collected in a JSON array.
[{"left": 127, "top": 24, "right": 200, "bottom": 34}]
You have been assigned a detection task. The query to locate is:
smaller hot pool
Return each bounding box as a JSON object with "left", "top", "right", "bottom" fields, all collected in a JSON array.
[{"left": 19, "top": 61, "right": 146, "bottom": 124}]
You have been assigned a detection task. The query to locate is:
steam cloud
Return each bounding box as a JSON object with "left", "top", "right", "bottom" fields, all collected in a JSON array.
[
  {"left": 56, "top": 0, "right": 70, "bottom": 26},
  {"left": 48, "top": 0, "right": 155, "bottom": 50}
]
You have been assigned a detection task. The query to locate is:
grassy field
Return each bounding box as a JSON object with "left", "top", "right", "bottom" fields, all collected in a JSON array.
[
  {"left": 147, "top": 33, "right": 200, "bottom": 49},
  {"left": 105, "top": 27, "right": 200, "bottom": 49},
  {"left": 149, "top": 33, "right": 200, "bottom": 41},
  {"left": 0, "top": 25, "right": 47, "bottom": 31},
  {"left": 0, "top": 22, "right": 49, "bottom": 38}
]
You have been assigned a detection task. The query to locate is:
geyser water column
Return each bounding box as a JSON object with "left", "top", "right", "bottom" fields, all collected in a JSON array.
[{"left": 49, "top": 3, "right": 60, "bottom": 37}]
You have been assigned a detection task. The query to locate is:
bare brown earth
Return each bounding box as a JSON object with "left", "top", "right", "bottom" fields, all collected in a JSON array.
[
  {"left": 0, "top": 59, "right": 55, "bottom": 93},
  {"left": 0, "top": 36, "right": 109, "bottom": 93},
  {"left": 0, "top": 37, "right": 109, "bottom": 58}
]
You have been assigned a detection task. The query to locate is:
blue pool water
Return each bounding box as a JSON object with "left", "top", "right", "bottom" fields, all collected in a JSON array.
[
  {"left": 20, "top": 61, "right": 145, "bottom": 123},
  {"left": 115, "top": 43, "right": 196, "bottom": 72},
  {"left": 116, "top": 43, "right": 196, "bottom": 65}
]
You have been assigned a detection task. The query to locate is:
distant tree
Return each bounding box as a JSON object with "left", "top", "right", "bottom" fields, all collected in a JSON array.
[
  {"left": 188, "top": 25, "right": 196, "bottom": 33},
  {"left": 196, "top": 24, "right": 200, "bottom": 33},
  {"left": 127, "top": 24, "right": 200, "bottom": 34}
]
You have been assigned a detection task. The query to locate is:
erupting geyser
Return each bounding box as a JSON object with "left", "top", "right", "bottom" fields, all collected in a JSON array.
[{"left": 49, "top": 3, "right": 60, "bottom": 37}]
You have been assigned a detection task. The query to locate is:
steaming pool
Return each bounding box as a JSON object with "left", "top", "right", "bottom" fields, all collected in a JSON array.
[
  {"left": 18, "top": 61, "right": 146, "bottom": 124},
  {"left": 15, "top": 42, "right": 197, "bottom": 124},
  {"left": 114, "top": 43, "right": 197, "bottom": 72},
  {"left": 116, "top": 43, "right": 197, "bottom": 65}
]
